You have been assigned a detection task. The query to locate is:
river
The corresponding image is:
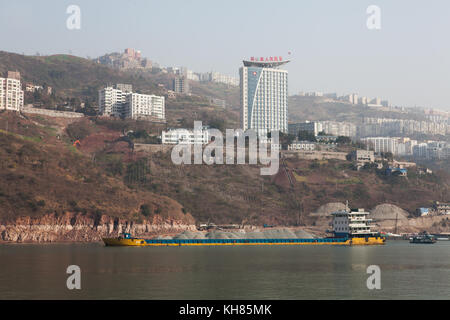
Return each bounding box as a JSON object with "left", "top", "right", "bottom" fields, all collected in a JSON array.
[{"left": 0, "top": 241, "right": 449, "bottom": 299}]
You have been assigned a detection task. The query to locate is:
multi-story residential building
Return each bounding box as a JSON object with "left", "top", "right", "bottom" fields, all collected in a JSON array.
[
  {"left": 123, "top": 93, "right": 165, "bottom": 120},
  {"left": 396, "top": 139, "right": 418, "bottom": 156},
  {"left": 98, "top": 86, "right": 128, "bottom": 117},
  {"left": 362, "top": 137, "right": 399, "bottom": 155},
  {"left": 173, "top": 76, "right": 189, "bottom": 94},
  {"left": 98, "top": 85, "right": 165, "bottom": 120},
  {"left": 0, "top": 72, "right": 24, "bottom": 111},
  {"left": 319, "top": 121, "right": 357, "bottom": 137},
  {"left": 240, "top": 57, "right": 289, "bottom": 137},
  {"left": 412, "top": 143, "right": 428, "bottom": 158},
  {"left": 288, "top": 121, "right": 322, "bottom": 136},
  {"left": 161, "top": 127, "right": 210, "bottom": 145},
  {"left": 360, "top": 117, "right": 449, "bottom": 137}
]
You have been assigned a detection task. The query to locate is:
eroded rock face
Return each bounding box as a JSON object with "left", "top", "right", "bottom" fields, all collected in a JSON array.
[{"left": 0, "top": 212, "right": 196, "bottom": 243}]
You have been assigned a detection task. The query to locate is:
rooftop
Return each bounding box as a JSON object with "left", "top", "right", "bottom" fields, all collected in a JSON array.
[{"left": 243, "top": 59, "right": 290, "bottom": 68}]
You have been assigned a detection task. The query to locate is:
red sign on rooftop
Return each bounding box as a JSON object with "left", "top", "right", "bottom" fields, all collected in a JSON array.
[{"left": 250, "top": 56, "right": 283, "bottom": 62}]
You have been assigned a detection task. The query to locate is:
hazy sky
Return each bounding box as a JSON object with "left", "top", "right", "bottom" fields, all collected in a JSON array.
[{"left": 1, "top": 0, "right": 449, "bottom": 110}]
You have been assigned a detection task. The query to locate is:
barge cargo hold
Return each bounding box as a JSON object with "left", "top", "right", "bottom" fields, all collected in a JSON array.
[{"left": 103, "top": 234, "right": 386, "bottom": 247}]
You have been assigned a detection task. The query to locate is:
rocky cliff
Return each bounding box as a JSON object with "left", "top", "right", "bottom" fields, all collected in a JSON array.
[{"left": 0, "top": 212, "right": 196, "bottom": 242}]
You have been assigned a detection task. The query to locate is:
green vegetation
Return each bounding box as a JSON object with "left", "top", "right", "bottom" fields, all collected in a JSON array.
[{"left": 297, "top": 130, "right": 316, "bottom": 142}]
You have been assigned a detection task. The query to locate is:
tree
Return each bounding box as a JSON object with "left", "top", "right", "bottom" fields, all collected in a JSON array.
[
  {"left": 297, "top": 130, "right": 316, "bottom": 142},
  {"left": 279, "top": 132, "right": 296, "bottom": 150},
  {"left": 336, "top": 136, "right": 351, "bottom": 145}
]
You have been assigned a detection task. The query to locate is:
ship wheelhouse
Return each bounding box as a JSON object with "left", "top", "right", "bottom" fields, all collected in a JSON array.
[{"left": 331, "top": 207, "right": 377, "bottom": 238}]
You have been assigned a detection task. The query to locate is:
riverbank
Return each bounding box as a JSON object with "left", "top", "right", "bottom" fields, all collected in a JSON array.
[{"left": 0, "top": 212, "right": 196, "bottom": 243}]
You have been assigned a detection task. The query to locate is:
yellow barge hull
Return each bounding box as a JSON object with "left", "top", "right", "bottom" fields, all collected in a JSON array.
[{"left": 103, "top": 236, "right": 386, "bottom": 247}]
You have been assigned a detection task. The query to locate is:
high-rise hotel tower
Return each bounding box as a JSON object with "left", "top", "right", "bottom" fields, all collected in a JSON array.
[{"left": 240, "top": 57, "right": 289, "bottom": 136}]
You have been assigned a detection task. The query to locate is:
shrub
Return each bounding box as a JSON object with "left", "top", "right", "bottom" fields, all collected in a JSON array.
[{"left": 140, "top": 204, "right": 151, "bottom": 217}]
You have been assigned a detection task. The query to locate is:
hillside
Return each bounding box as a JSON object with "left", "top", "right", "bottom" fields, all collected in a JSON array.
[
  {"left": 0, "top": 51, "right": 240, "bottom": 132},
  {"left": 0, "top": 111, "right": 448, "bottom": 241},
  {"left": 0, "top": 111, "right": 194, "bottom": 227},
  {"left": 33, "top": 113, "right": 449, "bottom": 226}
]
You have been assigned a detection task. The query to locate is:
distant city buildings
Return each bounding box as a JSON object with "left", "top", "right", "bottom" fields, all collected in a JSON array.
[
  {"left": 288, "top": 121, "right": 356, "bottom": 138},
  {"left": 413, "top": 141, "right": 450, "bottom": 160},
  {"left": 98, "top": 84, "right": 165, "bottom": 120},
  {"left": 296, "top": 90, "right": 388, "bottom": 108},
  {"left": 320, "top": 121, "right": 357, "bottom": 137},
  {"left": 360, "top": 117, "right": 449, "bottom": 137},
  {"left": 0, "top": 71, "right": 24, "bottom": 111},
  {"left": 200, "top": 71, "right": 239, "bottom": 86},
  {"left": 96, "top": 48, "right": 152, "bottom": 70},
  {"left": 240, "top": 57, "right": 289, "bottom": 136},
  {"left": 166, "top": 67, "right": 239, "bottom": 86},
  {"left": 362, "top": 136, "right": 449, "bottom": 159}
]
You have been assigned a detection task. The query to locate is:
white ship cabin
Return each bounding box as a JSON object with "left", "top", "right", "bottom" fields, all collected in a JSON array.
[{"left": 331, "top": 208, "right": 375, "bottom": 238}]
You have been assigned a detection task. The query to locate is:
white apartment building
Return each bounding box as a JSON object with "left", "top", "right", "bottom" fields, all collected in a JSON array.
[
  {"left": 161, "top": 127, "right": 210, "bottom": 145},
  {"left": 363, "top": 137, "right": 399, "bottom": 154},
  {"left": 240, "top": 58, "right": 289, "bottom": 137},
  {"left": 413, "top": 141, "right": 450, "bottom": 159},
  {"left": 99, "top": 85, "right": 165, "bottom": 120},
  {"left": 123, "top": 93, "right": 165, "bottom": 120},
  {"left": 98, "top": 86, "right": 127, "bottom": 117},
  {"left": 319, "top": 121, "right": 357, "bottom": 137},
  {"left": 0, "top": 75, "right": 24, "bottom": 111}
]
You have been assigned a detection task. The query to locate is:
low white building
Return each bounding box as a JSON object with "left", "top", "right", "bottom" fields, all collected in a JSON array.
[
  {"left": 161, "top": 127, "right": 210, "bottom": 145},
  {"left": 288, "top": 140, "right": 316, "bottom": 151}
]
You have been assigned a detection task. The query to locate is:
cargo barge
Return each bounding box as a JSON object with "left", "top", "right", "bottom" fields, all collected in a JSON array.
[{"left": 103, "top": 206, "right": 386, "bottom": 247}]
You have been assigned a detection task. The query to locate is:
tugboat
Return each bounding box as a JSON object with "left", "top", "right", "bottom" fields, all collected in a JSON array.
[{"left": 410, "top": 231, "right": 437, "bottom": 244}]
